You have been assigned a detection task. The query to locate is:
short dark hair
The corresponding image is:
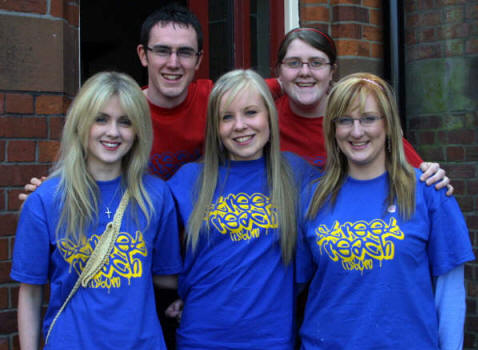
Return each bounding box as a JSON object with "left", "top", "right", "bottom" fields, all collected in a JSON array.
[
  {"left": 140, "top": 3, "right": 203, "bottom": 52},
  {"left": 277, "top": 27, "right": 336, "bottom": 66}
]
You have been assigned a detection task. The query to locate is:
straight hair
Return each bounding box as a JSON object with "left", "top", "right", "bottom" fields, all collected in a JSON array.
[
  {"left": 50, "top": 71, "right": 154, "bottom": 242},
  {"left": 307, "top": 72, "right": 416, "bottom": 220},
  {"left": 187, "top": 69, "right": 297, "bottom": 264}
]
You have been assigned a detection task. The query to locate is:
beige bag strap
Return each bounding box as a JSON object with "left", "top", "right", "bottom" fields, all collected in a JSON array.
[{"left": 45, "top": 191, "right": 130, "bottom": 344}]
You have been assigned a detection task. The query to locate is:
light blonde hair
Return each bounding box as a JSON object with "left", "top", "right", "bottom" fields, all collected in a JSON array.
[
  {"left": 187, "top": 69, "right": 297, "bottom": 263},
  {"left": 307, "top": 72, "right": 416, "bottom": 219},
  {"left": 50, "top": 71, "right": 154, "bottom": 242}
]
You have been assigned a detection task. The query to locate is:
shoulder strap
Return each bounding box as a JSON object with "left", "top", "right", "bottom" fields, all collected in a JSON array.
[{"left": 45, "top": 191, "right": 130, "bottom": 344}]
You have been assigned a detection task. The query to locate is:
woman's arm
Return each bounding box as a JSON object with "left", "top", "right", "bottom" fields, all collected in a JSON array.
[
  {"left": 434, "top": 265, "right": 466, "bottom": 350},
  {"left": 18, "top": 283, "right": 43, "bottom": 350}
]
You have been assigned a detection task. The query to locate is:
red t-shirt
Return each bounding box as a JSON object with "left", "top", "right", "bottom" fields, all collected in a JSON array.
[
  {"left": 275, "top": 94, "right": 423, "bottom": 170},
  {"left": 147, "top": 79, "right": 213, "bottom": 179}
]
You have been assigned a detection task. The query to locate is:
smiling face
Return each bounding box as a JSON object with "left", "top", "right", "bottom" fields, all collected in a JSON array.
[
  {"left": 279, "top": 38, "right": 335, "bottom": 117},
  {"left": 137, "top": 22, "right": 202, "bottom": 108},
  {"left": 87, "top": 95, "right": 136, "bottom": 180},
  {"left": 218, "top": 88, "right": 270, "bottom": 161},
  {"left": 335, "top": 94, "right": 387, "bottom": 179}
]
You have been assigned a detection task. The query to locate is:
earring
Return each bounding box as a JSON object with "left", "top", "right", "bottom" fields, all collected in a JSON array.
[
  {"left": 327, "top": 81, "right": 333, "bottom": 95},
  {"left": 387, "top": 136, "right": 391, "bottom": 153}
]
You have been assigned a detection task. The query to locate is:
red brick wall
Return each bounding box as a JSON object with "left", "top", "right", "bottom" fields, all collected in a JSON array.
[
  {"left": 300, "top": 0, "right": 384, "bottom": 78},
  {"left": 0, "top": 1, "right": 78, "bottom": 349},
  {"left": 404, "top": 1, "right": 478, "bottom": 348},
  {"left": 300, "top": 0, "right": 477, "bottom": 348}
]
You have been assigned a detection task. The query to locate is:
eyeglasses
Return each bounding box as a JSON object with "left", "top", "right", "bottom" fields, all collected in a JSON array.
[
  {"left": 282, "top": 58, "right": 332, "bottom": 70},
  {"left": 144, "top": 45, "right": 200, "bottom": 60},
  {"left": 335, "top": 115, "right": 384, "bottom": 127}
]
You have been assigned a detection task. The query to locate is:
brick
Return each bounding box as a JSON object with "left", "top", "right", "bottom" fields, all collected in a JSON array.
[
  {"left": 38, "top": 140, "right": 60, "bottom": 163},
  {"left": 0, "top": 309, "right": 16, "bottom": 333},
  {"left": 65, "top": 2, "right": 80, "bottom": 27},
  {"left": 457, "top": 196, "right": 474, "bottom": 212},
  {"left": 336, "top": 39, "right": 370, "bottom": 56},
  {"left": 0, "top": 140, "right": 5, "bottom": 162},
  {"left": 301, "top": 6, "right": 330, "bottom": 22},
  {"left": 0, "top": 189, "right": 4, "bottom": 211},
  {"left": 466, "top": 146, "right": 478, "bottom": 161},
  {"left": 49, "top": 116, "right": 66, "bottom": 140},
  {"left": 0, "top": 239, "right": 8, "bottom": 260},
  {"left": 0, "top": 164, "right": 49, "bottom": 187},
  {"left": 419, "top": 11, "right": 441, "bottom": 26},
  {"left": 333, "top": 6, "right": 369, "bottom": 23},
  {"left": 447, "top": 164, "right": 476, "bottom": 179},
  {"left": 448, "top": 129, "right": 475, "bottom": 144},
  {"left": 0, "top": 0, "right": 47, "bottom": 14},
  {"left": 419, "top": 147, "right": 444, "bottom": 162},
  {"left": 417, "top": 28, "right": 437, "bottom": 43},
  {"left": 0, "top": 337, "right": 8, "bottom": 350},
  {"left": 0, "top": 261, "right": 12, "bottom": 284},
  {"left": 7, "top": 140, "right": 36, "bottom": 162},
  {"left": 330, "top": 0, "right": 360, "bottom": 4},
  {"left": 332, "top": 23, "right": 361, "bottom": 39},
  {"left": 465, "top": 4, "right": 478, "bottom": 20},
  {"left": 371, "top": 43, "right": 383, "bottom": 58},
  {"left": 50, "top": 0, "right": 63, "bottom": 17},
  {"left": 409, "top": 115, "right": 443, "bottom": 129},
  {"left": 450, "top": 179, "right": 465, "bottom": 195},
  {"left": 407, "top": 13, "right": 419, "bottom": 27},
  {"left": 36, "top": 95, "right": 68, "bottom": 115},
  {"left": 447, "top": 146, "right": 465, "bottom": 161},
  {"left": 0, "top": 214, "right": 18, "bottom": 237},
  {"left": 469, "top": 180, "right": 478, "bottom": 195},
  {"left": 363, "top": 0, "right": 381, "bottom": 8},
  {"left": 445, "top": 39, "right": 464, "bottom": 56},
  {"left": 466, "top": 38, "right": 478, "bottom": 55},
  {"left": 439, "top": 0, "right": 466, "bottom": 4},
  {"left": 8, "top": 189, "right": 23, "bottom": 211},
  {"left": 443, "top": 6, "right": 465, "bottom": 24},
  {"left": 302, "top": 0, "right": 329, "bottom": 3},
  {"left": 0, "top": 286, "right": 7, "bottom": 309},
  {"left": 0, "top": 117, "right": 47, "bottom": 138},
  {"left": 417, "top": 130, "right": 435, "bottom": 144},
  {"left": 369, "top": 8, "right": 382, "bottom": 26},
  {"left": 441, "top": 23, "right": 468, "bottom": 40},
  {"left": 418, "top": 0, "right": 437, "bottom": 10},
  {"left": 405, "top": 30, "right": 417, "bottom": 45},
  {"left": 363, "top": 25, "right": 382, "bottom": 41},
  {"left": 5, "top": 94, "right": 34, "bottom": 114},
  {"left": 0, "top": 93, "right": 4, "bottom": 114},
  {"left": 405, "top": 1, "right": 418, "bottom": 12}
]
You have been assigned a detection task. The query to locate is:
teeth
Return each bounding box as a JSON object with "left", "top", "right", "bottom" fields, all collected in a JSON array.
[
  {"left": 351, "top": 142, "right": 367, "bottom": 146},
  {"left": 297, "top": 83, "right": 314, "bottom": 87},
  {"left": 163, "top": 74, "right": 181, "bottom": 81},
  {"left": 102, "top": 142, "right": 119, "bottom": 147},
  {"left": 235, "top": 136, "right": 252, "bottom": 143}
]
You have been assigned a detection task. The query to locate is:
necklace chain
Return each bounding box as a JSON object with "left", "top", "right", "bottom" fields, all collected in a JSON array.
[{"left": 104, "top": 184, "right": 121, "bottom": 219}]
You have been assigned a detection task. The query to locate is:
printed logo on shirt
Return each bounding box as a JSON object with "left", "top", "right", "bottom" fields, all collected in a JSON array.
[
  {"left": 58, "top": 230, "right": 147, "bottom": 289},
  {"left": 315, "top": 217, "right": 404, "bottom": 272},
  {"left": 149, "top": 148, "right": 202, "bottom": 179},
  {"left": 207, "top": 192, "right": 278, "bottom": 242}
]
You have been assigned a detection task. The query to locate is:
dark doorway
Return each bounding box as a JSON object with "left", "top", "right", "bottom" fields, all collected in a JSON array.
[{"left": 80, "top": 0, "right": 187, "bottom": 85}]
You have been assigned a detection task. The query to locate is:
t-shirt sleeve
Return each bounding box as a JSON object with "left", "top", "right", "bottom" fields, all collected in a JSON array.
[
  {"left": 151, "top": 183, "right": 183, "bottom": 275},
  {"left": 426, "top": 187, "right": 475, "bottom": 276},
  {"left": 265, "top": 78, "right": 283, "bottom": 100},
  {"left": 403, "top": 137, "right": 423, "bottom": 167},
  {"left": 10, "top": 194, "right": 51, "bottom": 285}
]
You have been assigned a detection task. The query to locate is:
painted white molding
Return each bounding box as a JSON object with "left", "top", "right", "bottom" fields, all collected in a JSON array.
[{"left": 284, "top": 0, "right": 299, "bottom": 33}]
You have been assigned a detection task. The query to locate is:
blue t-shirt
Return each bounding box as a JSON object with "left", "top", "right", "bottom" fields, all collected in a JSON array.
[
  {"left": 11, "top": 175, "right": 183, "bottom": 350},
  {"left": 168, "top": 153, "right": 317, "bottom": 350},
  {"left": 296, "top": 170, "right": 474, "bottom": 349}
]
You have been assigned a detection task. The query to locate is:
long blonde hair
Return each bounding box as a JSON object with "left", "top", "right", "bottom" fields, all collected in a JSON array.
[
  {"left": 50, "top": 71, "right": 154, "bottom": 242},
  {"left": 307, "top": 72, "right": 416, "bottom": 219},
  {"left": 187, "top": 69, "right": 297, "bottom": 263}
]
